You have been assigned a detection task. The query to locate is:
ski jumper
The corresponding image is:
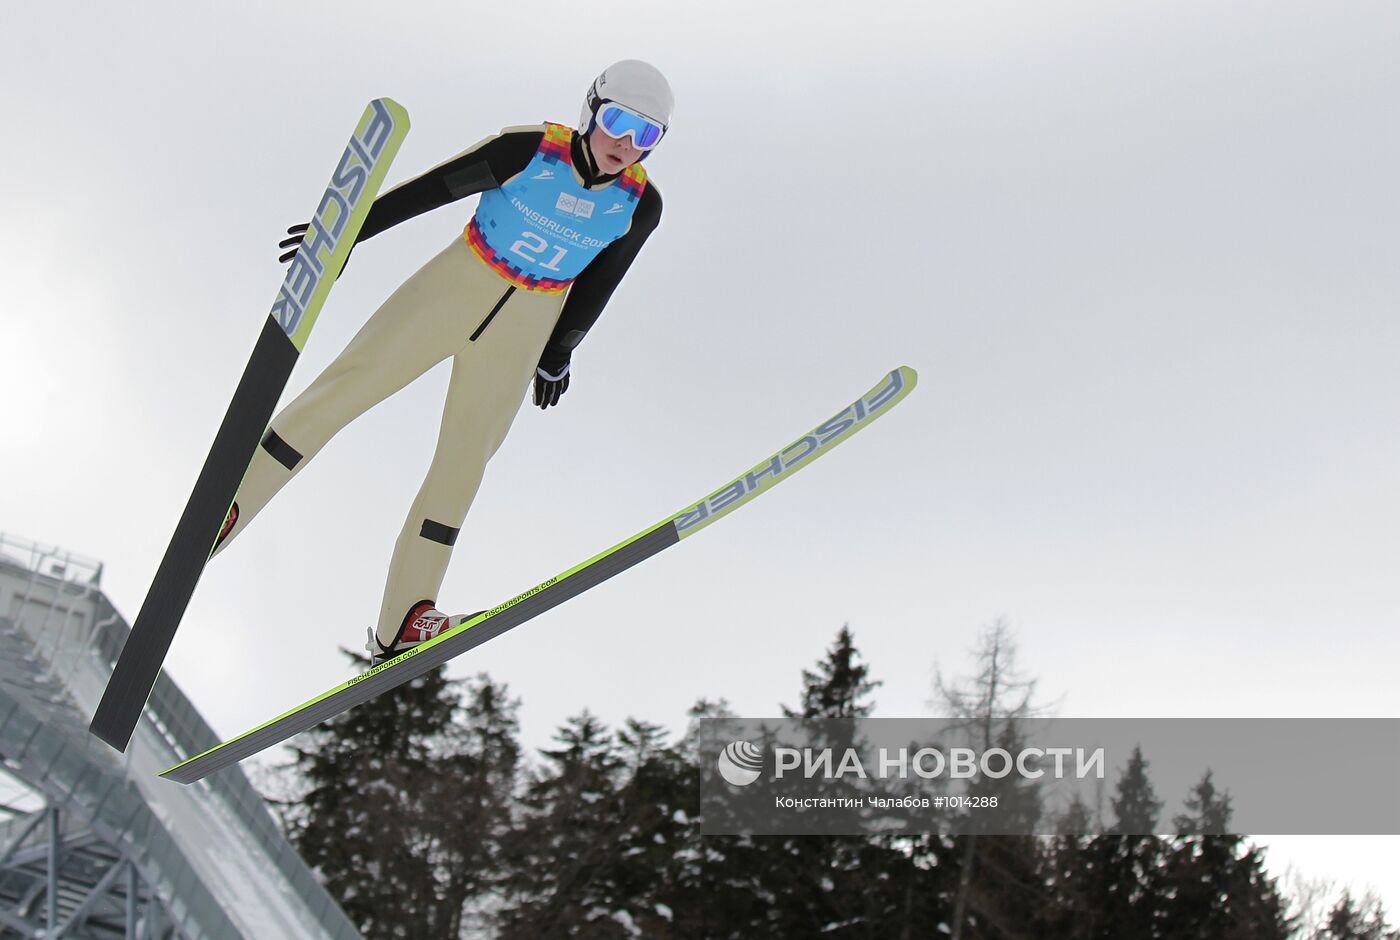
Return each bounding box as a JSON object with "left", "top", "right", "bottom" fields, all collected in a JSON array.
[{"left": 212, "top": 123, "right": 662, "bottom": 646}]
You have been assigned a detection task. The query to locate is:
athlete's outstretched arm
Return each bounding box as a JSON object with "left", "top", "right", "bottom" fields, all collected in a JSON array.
[
  {"left": 533, "top": 184, "right": 663, "bottom": 408},
  {"left": 278, "top": 127, "right": 547, "bottom": 263},
  {"left": 357, "top": 127, "right": 545, "bottom": 241}
]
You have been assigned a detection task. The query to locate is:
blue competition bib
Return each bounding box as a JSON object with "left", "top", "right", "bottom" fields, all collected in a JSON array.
[{"left": 466, "top": 123, "right": 648, "bottom": 292}]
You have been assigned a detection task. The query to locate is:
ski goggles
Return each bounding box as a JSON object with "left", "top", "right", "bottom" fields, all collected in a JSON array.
[{"left": 595, "top": 102, "right": 666, "bottom": 150}]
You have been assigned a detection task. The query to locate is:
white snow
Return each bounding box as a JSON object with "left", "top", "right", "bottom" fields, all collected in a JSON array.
[{"left": 611, "top": 909, "right": 642, "bottom": 936}]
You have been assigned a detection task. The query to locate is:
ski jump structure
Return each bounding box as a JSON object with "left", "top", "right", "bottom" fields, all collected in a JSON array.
[{"left": 0, "top": 532, "right": 361, "bottom": 940}]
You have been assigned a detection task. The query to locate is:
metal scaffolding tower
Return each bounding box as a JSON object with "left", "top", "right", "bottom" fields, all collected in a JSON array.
[{"left": 0, "top": 533, "right": 362, "bottom": 940}]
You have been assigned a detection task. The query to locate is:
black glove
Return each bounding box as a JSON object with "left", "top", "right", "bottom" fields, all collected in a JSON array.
[
  {"left": 533, "top": 348, "right": 572, "bottom": 409},
  {"left": 278, "top": 223, "right": 309, "bottom": 263},
  {"left": 279, "top": 221, "right": 354, "bottom": 274}
]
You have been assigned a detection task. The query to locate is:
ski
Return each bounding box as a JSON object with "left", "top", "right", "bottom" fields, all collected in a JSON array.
[
  {"left": 160, "top": 366, "right": 918, "bottom": 783},
  {"left": 91, "top": 99, "right": 411, "bottom": 752}
]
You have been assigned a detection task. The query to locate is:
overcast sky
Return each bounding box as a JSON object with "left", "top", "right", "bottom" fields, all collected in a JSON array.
[{"left": 3, "top": 0, "right": 1397, "bottom": 913}]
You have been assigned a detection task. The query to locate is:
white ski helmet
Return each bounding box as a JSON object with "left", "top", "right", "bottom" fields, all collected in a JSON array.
[{"left": 578, "top": 59, "right": 674, "bottom": 145}]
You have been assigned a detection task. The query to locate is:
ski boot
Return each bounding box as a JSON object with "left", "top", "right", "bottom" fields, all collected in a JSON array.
[
  {"left": 214, "top": 502, "right": 239, "bottom": 552},
  {"left": 366, "top": 600, "right": 484, "bottom": 667}
]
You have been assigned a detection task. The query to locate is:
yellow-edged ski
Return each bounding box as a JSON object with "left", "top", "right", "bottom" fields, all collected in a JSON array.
[{"left": 161, "top": 366, "right": 917, "bottom": 784}]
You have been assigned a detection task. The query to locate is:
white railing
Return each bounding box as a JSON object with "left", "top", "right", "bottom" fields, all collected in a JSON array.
[{"left": 0, "top": 532, "right": 103, "bottom": 587}]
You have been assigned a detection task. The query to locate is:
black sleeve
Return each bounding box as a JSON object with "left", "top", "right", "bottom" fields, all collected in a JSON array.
[
  {"left": 541, "top": 183, "right": 663, "bottom": 362},
  {"left": 354, "top": 129, "right": 544, "bottom": 242}
]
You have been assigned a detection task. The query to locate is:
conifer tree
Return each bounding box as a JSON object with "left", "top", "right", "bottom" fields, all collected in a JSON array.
[
  {"left": 605, "top": 717, "right": 697, "bottom": 937},
  {"left": 1316, "top": 891, "right": 1400, "bottom": 940},
  {"left": 1159, "top": 771, "right": 1292, "bottom": 939},
  {"left": 1037, "top": 795, "right": 1101, "bottom": 939},
  {"left": 783, "top": 623, "right": 881, "bottom": 722},
  {"left": 669, "top": 698, "right": 792, "bottom": 937},
  {"left": 666, "top": 625, "right": 956, "bottom": 937},
  {"left": 277, "top": 654, "right": 518, "bottom": 939},
  {"left": 767, "top": 625, "right": 890, "bottom": 936},
  {"left": 436, "top": 674, "right": 523, "bottom": 937},
  {"left": 1076, "top": 745, "right": 1169, "bottom": 940},
  {"left": 497, "top": 711, "right": 626, "bottom": 938}
]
